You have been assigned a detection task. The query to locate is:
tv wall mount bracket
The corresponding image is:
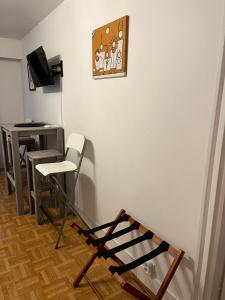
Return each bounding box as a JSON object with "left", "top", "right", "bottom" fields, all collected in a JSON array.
[{"left": 51, "top": 60, "right": 63, "bottom": 77}]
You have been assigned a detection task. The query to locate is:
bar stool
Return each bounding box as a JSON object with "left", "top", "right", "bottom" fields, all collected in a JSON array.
[
  {"left": 26, "top": 150, "right": 63, "bottom": 224},
  {"left": 35, "top": 133, "right": 86, "bottom": 249}
]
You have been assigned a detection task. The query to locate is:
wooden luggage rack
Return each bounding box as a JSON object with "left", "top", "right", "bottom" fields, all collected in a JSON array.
[{"left": 71, "top": 209, "right": 184, "bottom": 300}]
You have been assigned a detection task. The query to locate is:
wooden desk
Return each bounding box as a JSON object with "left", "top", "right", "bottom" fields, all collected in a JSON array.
[{"left": 0, "top": 124, "right": 64, "bottom": 215}]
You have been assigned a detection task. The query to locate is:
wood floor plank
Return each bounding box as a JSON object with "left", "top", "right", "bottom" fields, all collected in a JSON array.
[{"left": 0, "top": 170, "right": 136, "bottom": 299}]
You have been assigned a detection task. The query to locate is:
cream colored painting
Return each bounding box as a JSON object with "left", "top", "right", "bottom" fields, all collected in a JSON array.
[{"left": 92, "top": 16, "right": 129, "bottom": 79}]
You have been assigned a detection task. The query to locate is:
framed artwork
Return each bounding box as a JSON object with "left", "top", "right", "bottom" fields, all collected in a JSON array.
[
  {"left": 27, "top": 63, "right": 36, "bottom": 91},
  {"left": 92, "top": 15, "right": 129, "bottom": 79}
]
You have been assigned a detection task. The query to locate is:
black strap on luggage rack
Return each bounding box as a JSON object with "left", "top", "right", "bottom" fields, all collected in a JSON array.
[
  {"left": 78, "top": 213, "right": 129, "bottom": 236},
  {"left": 98, "top": 230, "right": 154, "bottom": 259},
  {"left": 109, "top": 241, "right": 169, "bottom": 275},
  {"left": 87, "top": 221, "right": 140, "bottom": 246}
]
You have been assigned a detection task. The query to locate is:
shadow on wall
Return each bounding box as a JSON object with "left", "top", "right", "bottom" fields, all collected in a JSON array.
[
  {"left": 159, "top": 252, "right": 195, "bottom": 299},
  {"left": 178, "top": 255, "right": 195, "bottom": 299},
  {"left": 83, "top": 138, "right": 95, "bottom": 165},
  {"left": 66, "top": 139, "right": 97, "bottom": 225},
  {"left": 43, "top": 55, "right": 63, "bottom": 94},
  {"left": 79, "top": 173, "right": 97, "bottom": 225},
  {"left": 78, "top": 139, "right": 97, "bottom": 225}
]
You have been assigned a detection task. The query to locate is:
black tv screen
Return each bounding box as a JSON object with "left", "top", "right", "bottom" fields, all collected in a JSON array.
[{"left": 26, "top": 46, "right": 54, "bottom": 87}]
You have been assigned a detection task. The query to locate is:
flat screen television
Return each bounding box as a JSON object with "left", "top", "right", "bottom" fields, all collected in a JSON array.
[{"left": 26, "top": 46, "right": 54, "bottom": 87}]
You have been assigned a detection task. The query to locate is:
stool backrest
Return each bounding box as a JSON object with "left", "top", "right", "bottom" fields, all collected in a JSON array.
[
  {"left": 65, "top": 133, "right": 86, "bottom": 186},
  {"left": 66, "top": 133, "right": 85, "bottom": 154}
]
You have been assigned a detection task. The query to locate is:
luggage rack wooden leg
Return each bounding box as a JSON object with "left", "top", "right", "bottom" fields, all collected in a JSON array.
[
  {"left": 122, "top": 280, "right": 154, "bottom": 300},
  {"left": 73, "top": 252, "right": 97, "bottom": 287},
  {"left": 72, "top": 209, "right": 126, "bottom": 291},
  {"left": 73, "top": 258, "right": 104, "bottom": 300},
  {"left": 83, "top": 273, "right": 104, "bottom": 300},
  {"left": 72, "top": 250, "right": 155, "bottom": 300}
]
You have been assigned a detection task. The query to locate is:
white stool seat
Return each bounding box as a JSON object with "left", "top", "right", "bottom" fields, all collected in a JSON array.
[{"left": 36, "top": 160, "right": 77, "bottom": 177}]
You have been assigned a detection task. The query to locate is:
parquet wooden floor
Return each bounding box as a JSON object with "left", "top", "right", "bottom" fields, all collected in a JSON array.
[{"left": 0, "top": 170, "right": 136, "bottom": 300}]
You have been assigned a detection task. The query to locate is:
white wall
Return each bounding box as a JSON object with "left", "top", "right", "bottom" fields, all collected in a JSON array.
[
  {"left": 0, "top": 59, "right": 24, "bottom": 122},
  {"left": 0, "top": 37, "right": 24, "bottom": 167},
  {"left": 21, "top": 0, "right": 225, "bottom": 299},
  {"left": 0, "top": 37, "right": 22, "bottom": 59}
]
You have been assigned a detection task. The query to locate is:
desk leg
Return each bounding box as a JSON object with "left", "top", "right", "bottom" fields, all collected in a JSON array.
[
  {"left": 56, "top": 128, "right": 64, "bottom": 154},
  {"left": 11, "top": 132, "right": 24, "bottom": 215},
  {"left": 0, "top": 128, "right": 12, "bottom": 195},
  {"left": 57, "top": 128, "right": 65, "bottom": 217},
  {"left": 39, "top": 135, "right": 47, "bottom": 150},
  {"left": 26, "top": 156, "right": 34, "bottom": 214}
]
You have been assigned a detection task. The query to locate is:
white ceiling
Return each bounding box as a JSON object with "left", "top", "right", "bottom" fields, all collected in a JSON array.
[{"left": 0, "top": 0, "right": 64, "bottom": 39}]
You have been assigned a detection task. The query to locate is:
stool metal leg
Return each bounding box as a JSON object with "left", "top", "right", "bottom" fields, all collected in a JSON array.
[
  {"left": 51, "top": 175, "right": 74, "bottom": 249},
  {"left": 55, "top": 206, "right": 68, "bottom": 249},
  {"left": 38, "top": 175, "right": 75, "bottom": 249}
]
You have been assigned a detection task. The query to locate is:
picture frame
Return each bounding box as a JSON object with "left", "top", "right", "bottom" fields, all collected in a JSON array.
[{"left": 92, "top": 16, "right": 129, "bottom": 79}]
